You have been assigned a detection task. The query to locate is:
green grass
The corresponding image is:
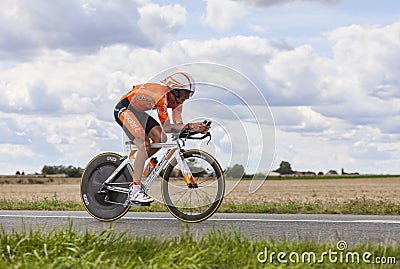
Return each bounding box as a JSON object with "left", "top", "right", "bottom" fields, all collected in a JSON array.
[
  {"left": 0, "top": 223, "right": 398, "bottom": 268},
  {"left": 220, "top": 199, "right": 400, "bottom": 215},
  {"left": 0, "top": 197, "right": 399, "bottom": 215},
  {"left": 0, "top": 197, "right": 83, "bottom": 211}
]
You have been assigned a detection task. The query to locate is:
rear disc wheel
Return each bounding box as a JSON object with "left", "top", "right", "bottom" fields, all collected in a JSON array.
[{"left": 80, "top": 153, "right": 131, "bottom": 221}]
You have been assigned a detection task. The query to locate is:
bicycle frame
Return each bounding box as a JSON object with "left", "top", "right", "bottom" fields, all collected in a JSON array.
[{"left": 101, "top": 139, "right": 197, "bottom": 200}]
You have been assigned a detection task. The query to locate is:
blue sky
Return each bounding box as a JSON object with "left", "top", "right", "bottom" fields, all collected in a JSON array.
[{"left": 0, "top": 0, "right": 399, "bottom": 175}]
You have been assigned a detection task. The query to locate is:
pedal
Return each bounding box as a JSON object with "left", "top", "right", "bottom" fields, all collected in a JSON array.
[{"left": 130, "top": 201, "right": 151, "bottom": 207}]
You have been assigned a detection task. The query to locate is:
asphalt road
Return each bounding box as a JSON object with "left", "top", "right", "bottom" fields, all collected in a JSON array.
[{"left": 1, "top": 211, "right": 399, "bottom": 245}]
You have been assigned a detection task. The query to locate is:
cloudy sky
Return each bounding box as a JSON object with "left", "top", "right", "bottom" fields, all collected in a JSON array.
[{"left": 1, "top": 0, "right": 399, "bottom": 175}]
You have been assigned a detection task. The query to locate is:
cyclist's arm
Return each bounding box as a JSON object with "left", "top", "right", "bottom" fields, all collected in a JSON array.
[
  {"left": 162, "top": 106, "right": 210, "bottom": 133},
  {"left": 162, "top": 105, "right": 190, "bottom": 132},
  {"left": 163, "top": 121, "right": 189, "bottom": 133}
]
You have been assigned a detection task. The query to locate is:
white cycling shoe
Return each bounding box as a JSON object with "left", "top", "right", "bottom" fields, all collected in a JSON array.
[{"left": 129, "top": 190, "right": 154, "bottom": 204}]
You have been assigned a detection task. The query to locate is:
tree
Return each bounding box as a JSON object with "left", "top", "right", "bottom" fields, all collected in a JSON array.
[
  {"left": 64, "top": 165, "right": 84, "bottom": 177},
  {"left": 274, "top": 161, "right": 294, "bottom": 175},
  {"left": 225, "top": 164, "right": 245, "bottom": 178},
  {"left": 42, "top": 165, "right": 58, "bottom": 175},
  {"left": 41, "top": 165, "right": 83, "bottom": 177}
]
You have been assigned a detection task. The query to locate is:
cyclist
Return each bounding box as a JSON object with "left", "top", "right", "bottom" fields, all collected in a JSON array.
[{"left": 114, "top": 72, "right": 210, "bottom": 203}]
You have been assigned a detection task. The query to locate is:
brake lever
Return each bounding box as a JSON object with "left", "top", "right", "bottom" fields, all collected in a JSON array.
[
  {"left": 204, "top": 132, "right": 212, "bottom": 145},
  {"left": 177, "top": 120, "right": 212, "bottom": 143},
  {"left": 204, "top": 120, "right": 212, "bottom": 144}
]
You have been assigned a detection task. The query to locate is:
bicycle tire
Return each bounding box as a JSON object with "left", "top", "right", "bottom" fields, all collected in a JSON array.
[
  {"left": 162, "top": 149, "right": 225, "bottom": 223},
  {"left": 80, "top": 152, "right": 131, "bottom": 221}
]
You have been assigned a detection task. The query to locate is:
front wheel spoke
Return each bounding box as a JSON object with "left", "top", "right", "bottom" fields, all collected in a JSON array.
[
  {"left": 170, "top": 188, "right": 190, "bottom": 206},
  {"left": 170, "top": 186, "right": 190, "bottom": 197},
  {"left": 193, "top": 190, "right": 205, "bottom": 211},
  {"left": 170, "top": 179, "right": 216, "bottom": 208},
  {"left": 191, "top": 187, "right": 210, "bottom": 203},
  {"left": 194, "top": 176, "right": 208, "bottom": 186},
  {"left": 180, "top": 191, "right": 192, "bottom": 208}
]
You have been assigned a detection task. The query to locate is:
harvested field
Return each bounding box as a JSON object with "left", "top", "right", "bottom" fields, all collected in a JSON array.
[
  {"left": 225, "top": 177, "right": 400, "bottom": 204},
  {"left": 0, "top": 176, "right": 399, "bottom": 205}
]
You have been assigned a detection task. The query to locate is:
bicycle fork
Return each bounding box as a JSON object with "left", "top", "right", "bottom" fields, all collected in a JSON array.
[{"left": 176, "top": 151, "right": 198, "bottom": 188}]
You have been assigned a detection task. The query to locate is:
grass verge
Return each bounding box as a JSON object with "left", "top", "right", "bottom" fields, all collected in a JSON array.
[
  {"left": 0, "top": 197, "right": 83, "bottom": 211},
  {"left": 0, "top": 197, "right": 399, "bottom": 215},
  {"left": 0, "top": 223, "right": 399, "bottom": 268},
  {"left": 220, "top": 199, "right": 400, "bottom": 215}
]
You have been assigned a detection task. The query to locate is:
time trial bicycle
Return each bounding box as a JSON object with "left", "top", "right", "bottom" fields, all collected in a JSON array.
[{"left": 80, "top": 121, "right": 225, "bottom": 223}]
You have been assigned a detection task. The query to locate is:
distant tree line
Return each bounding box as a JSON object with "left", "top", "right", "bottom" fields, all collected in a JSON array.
[
  {"left": 221, "top": 160, "right": 359, "bottom": 179},
  {"left": 225, "top": 161, "right": 294, "bottom": 178},
  {"left": 41, "top": 165, "right": 83, "bottom": 177},
  {"left": 224, "top": 164, "right": 265, "bottom": 178},
  {"left": 274, "top": 161, "right": 294, "bottom": 175},
  {"left": 223, "top": 161, "right": 298, "bottom": 178}
]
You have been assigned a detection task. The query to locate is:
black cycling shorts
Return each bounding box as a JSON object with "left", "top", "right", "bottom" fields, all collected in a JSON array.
[{"left": 114, "top": 99, "right": 160, "bottom": 141}]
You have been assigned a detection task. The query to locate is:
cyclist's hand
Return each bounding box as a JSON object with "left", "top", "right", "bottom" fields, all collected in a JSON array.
[{"left": 190, "top": 122, "right": 210, "bottom": 134}]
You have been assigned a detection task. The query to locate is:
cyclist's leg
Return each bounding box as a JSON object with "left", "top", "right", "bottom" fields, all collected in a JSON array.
[
  {"left": 133, "top": 135, "right": 149, "bottom": 180},
  {"left": 116, "top": 107, "right": 149, "bottom": 182},
  {"left": 147, "top": 126, "right": 166, "bottom": 157},
  {"left": 146, "top": 121, "right": 167, "bottom": 157},
  {"left": 115, "top": 105, "right": 164, "bottom": 177},
  {"left": 134, "top": 115, "right": 165, "bottom": 177},
  {"left": 125, "top": 108, "right": 166, "bottom": 156},
  {"left": 127, "top": 109, "right": 166, "bottom": 157},
  {"left": 117, "top": 109, "right": 154, "bottom": 202}
]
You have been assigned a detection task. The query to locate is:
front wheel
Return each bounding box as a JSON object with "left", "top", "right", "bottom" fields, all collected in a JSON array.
[{"left": 162, "top": 149, "right": 225, "bottom": 223}]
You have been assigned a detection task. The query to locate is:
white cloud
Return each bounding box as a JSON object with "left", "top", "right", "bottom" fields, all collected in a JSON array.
[
  {"left": 0, "top": 144, "right": 35, "bottom": 160},
  {"left": 272, "top": 106, "right": 332, "bottom": 133},
  {"left": 273, "top": 128, "right": 354, "bottom": 174},
  {"left": 138, "top": 3, "right": 187, "bottom": 46},
  {"left": 232, "top": 0, "right": 341, "bottom": 8},
  {"left": 0, "top": 112, "right": 120, "bottom": 172},
  {"left": 203, "top": 0, "right": 341, "bottom": 31},
  {"left": 264, "top": 44, "right": 336, "bottom": 106},
  {"left": 202, "top": 0, "right": 247, "bottom": 31},
  {"left": 314, "top": 22, "right": 400, "bottom": 127},
  {"left": 0, "top": 0, "right": 149, "bottom": 59},
  {"left": 0, "top": 47, "right": 136, "bottom": 119},
  {"left": 327, "top": 23, "right": 400, "bottom": 99},
  {"left": 261, "top": 22, "right": 400, "bottom": 136}
]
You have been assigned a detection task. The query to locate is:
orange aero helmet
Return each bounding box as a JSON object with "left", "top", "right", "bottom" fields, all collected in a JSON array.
[{"left": 161, "top": 72, "right": 196, "bottom": 98}]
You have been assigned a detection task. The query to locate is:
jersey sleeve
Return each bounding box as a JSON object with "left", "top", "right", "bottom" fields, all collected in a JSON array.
[{"left": 157, "top": 95, "right": 169, "bottom": 123}]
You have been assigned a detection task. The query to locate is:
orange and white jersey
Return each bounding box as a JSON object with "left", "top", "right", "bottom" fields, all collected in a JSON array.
[{"left": 119, "top": 83, "right": 182, "bottom": 124}]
